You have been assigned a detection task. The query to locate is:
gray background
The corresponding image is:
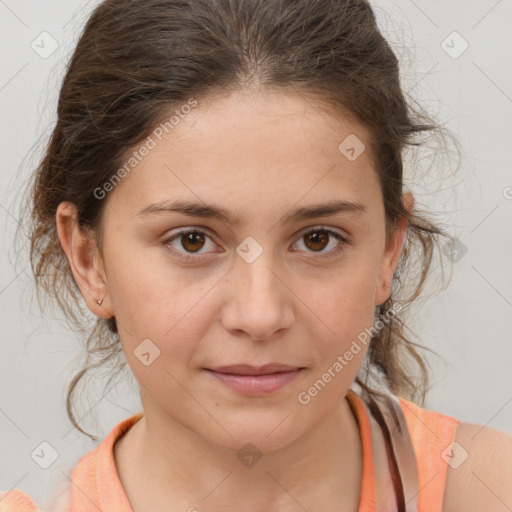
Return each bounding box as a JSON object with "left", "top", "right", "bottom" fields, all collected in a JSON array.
[{"left": 1, "top": 0, "right": 511, "bottom": 508}]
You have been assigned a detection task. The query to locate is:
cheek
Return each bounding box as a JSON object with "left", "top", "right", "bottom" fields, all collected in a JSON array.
[
  {"left": 302, "top": 258, "right": 378, "bottom": 371},
  {"left": 106, "top": 238, "right": 211, "bottom": 328},
  {"left": 105, "top": 249, "right": 213, "bottom": 376},
  {"left": 317, "top": 260, "right": 379, "bottom": 325}
]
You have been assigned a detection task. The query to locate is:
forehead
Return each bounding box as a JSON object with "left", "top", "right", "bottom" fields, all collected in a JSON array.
[{"left": 105, "top": 90, "right": 379, "bottom": 222}]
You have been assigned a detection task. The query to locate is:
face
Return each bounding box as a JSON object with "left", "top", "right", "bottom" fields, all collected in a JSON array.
[{"left": 58, "top": 90, "right": 409, "bottom": 454}]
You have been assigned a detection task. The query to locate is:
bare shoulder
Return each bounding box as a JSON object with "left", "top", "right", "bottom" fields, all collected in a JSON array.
[{"left": 442, "top": 421, "right": 512, "bottom": 512}]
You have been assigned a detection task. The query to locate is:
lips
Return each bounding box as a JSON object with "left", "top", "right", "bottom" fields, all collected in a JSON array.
[
  {"left": 208, "top": 363, "right": 303, "bottom": 375},
  {"left": 204, "top": 364, "right": 305, "bottom": 396}
]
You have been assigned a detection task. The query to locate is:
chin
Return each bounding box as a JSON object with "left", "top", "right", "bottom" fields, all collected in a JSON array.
[{"left": 206, "top": 411, "right": 307, "bottom": 455}]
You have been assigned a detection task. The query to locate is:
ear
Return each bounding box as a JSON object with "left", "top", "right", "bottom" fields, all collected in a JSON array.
[
  {"left": 374, "top": 191, "right": 414, "bottom": 306},
  {"left": 55, "top": 201, "right": 113, "bottom": 318}
]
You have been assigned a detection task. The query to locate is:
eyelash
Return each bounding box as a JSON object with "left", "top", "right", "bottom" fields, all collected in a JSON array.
[{"left": 161, "top": 226, "right": 350, "bottom": 263}]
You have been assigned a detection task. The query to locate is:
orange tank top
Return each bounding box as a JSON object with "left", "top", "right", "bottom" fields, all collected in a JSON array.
[{"left": 0, "top": 389, "right": 459, "bottom": 511}]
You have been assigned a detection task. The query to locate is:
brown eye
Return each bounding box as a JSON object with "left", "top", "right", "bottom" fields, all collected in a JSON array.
[
  {"left": 181, "top": 231, "right": 206, "bottom": 253},
  {"left": 162, "top": 228, "right": 218, "bottom": 261},
  {"left": 293, "top": 226, "right": 349, "bottom": 259},
  {"left": 303, "top": 230, "right": 330, "bottom": 252}
]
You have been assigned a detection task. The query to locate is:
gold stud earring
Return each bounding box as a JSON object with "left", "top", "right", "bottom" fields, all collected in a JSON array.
[{"left": 96, "top": 297, "right": 104, "bottom": 306}]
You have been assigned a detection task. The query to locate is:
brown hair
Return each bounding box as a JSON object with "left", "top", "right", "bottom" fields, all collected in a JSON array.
[{"left": 19, "top": 0, "right": 457, "bottom": 441}]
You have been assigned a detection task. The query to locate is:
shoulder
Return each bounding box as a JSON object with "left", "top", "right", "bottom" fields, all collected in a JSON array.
[
  {"left": 0, "top": 485, "right": 70, "bottom": 512},
  {"left": 442, "top": 421, "right": 512, "bottom": 511},
  {"left": 0, "top": 490, "right": 41, "bottom": 512}
]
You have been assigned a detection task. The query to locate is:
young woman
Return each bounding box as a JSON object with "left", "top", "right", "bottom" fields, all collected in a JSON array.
[{"left": 1, "top": 0, "right": 511, "bottom": 510}]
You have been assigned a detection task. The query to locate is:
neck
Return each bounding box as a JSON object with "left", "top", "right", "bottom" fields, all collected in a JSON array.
[{"left": 114, "top": 393, "right": 363, "bottom": 512}]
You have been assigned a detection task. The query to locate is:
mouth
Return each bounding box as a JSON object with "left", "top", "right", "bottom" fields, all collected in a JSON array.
[{"left": 204, "top": 364, "right": 306, "bottom": 396}]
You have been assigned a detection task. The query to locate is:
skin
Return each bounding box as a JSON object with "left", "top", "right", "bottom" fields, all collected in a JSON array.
[{"left": 55, "top": 90, "right": 512, "bottom": 511}]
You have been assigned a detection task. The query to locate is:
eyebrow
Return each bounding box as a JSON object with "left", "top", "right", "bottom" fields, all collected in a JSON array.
[{"left": 137, "top": 199, "right": 368, "bottom": 226}]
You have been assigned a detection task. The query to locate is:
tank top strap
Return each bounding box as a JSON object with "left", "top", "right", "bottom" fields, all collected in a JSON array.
[
  {"left": 347, "top": 383, "right": 460, "bottom": 512},
  {"left": 396, "top": 395, "right": 460, "bottom": 509},
  {"left": 365, "top": 391, "right": 420, "bottom": 511},
  {"left": 347, "top": 384, "right": 419, "bottom": 511}
]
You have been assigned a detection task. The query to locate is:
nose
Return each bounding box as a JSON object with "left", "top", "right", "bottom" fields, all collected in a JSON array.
[{"left": 221, "top": 252, "right": 294, "bottom": 342}]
